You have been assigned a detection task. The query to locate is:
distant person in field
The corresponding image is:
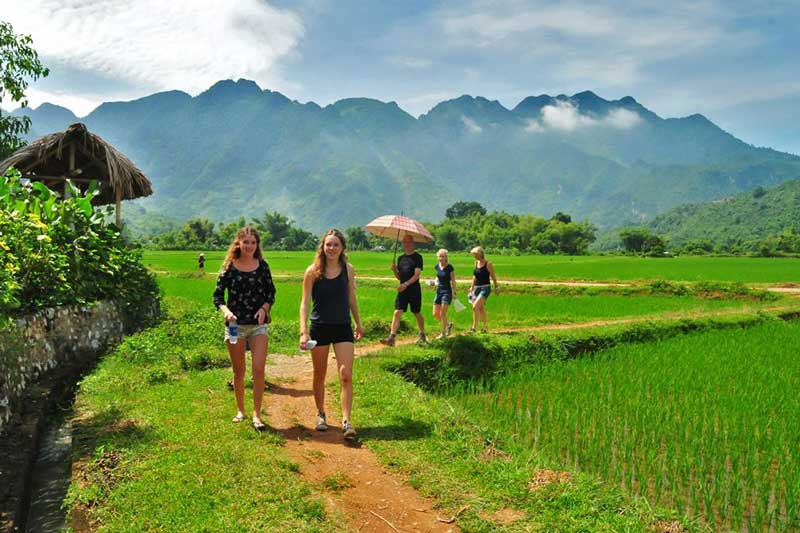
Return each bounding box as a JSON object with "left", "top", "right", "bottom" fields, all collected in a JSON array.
[
  {"left": 299, "top": 229, "right": 363, "bottom": 441},
  {"left": 433, "top": 248, "right": 457, "bottom": 339},
  {"left": 213, "top": 226, "right": 275, "bottom": 432},
  {"left": 197, "top": 252, "right": 205, "bottom": 273},
  {"left": 469, "top": 246, "right": 498, "bottom": 333},
  {"left": 380, "top": 234, "right": 426, "bottom": 346}
]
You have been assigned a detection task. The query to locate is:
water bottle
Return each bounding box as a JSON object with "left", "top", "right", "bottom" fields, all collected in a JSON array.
[
  {"left": 228, "top": 319, "right": 238, "bottom": 344},
  {"left": 468, "top": 292, "right": 475, "bottom": 304},
  {"left": 303, "top": 339, "right": 317, "bottom": 350}
]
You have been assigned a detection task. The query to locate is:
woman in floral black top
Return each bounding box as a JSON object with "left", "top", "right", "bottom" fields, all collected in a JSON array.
[{"left": 213, "top": 226, "right": 276, "bottom": 431}]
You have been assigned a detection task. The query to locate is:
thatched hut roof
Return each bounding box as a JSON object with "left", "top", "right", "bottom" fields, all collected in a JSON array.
[{"left": 0, "top": 122, "right": 152, "bottom": 205}]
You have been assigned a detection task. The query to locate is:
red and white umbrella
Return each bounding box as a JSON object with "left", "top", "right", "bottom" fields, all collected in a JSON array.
[
  {"left": 365, "top": 214, "right": 434, "bottom": 262},
  {"left": 364, "top": 214, "right": 433, "bottom": 243}
]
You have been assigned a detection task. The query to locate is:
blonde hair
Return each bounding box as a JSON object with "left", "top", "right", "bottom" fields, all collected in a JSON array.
[
  {"left": 470, "top": 246, "right": 485, "bottom": 259},
  {"left": 312, "top": 229, "right": 348, "bottom": 279},
  {"left": 436, "top": 248, "right": 448, "bottom": 260},
  {"left": 222, "top": 226, "right": 263, "bottom": 271}
]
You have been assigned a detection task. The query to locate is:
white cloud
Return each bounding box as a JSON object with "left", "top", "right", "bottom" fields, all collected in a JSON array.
[
  {"left": 530, "top": 100, "right": 641, "bottom": 132},
  {"left": 605, "top": 108, "right": 642, "bottom": 129},
  {"left": 436, "top": 0, "right": 755, "bottom": 88},
  {"left": 389, "top": 56, "right": 432, "bottom": 69},
  {"left": 524, "top": 119, "right": 544, "bottom": 133},
  {"left": 3, "top": 0, "right": 304, "bottom": 97},
  {"left": 461, "top": 115, "right": 482, "bottom": 133},
  {"left": 540, "top": 100, "right": 595, "bottom": 131},
  {"left": 24, "top": 88, "right": 103, "bottom": 117}
]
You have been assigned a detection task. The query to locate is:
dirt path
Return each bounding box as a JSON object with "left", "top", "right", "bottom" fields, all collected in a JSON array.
[
  {"left": 264, "top": 348, "right": 458, "bottom": 533},
  {"left": 261, "top": 303, "right": 800, "bottom": 532}
]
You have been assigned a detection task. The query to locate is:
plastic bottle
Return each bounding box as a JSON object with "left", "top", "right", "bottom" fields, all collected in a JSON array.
[
  {"left": 303, "top": 340, "right": 317, "bottom": 350},
  {"left": 228, "top": 319, "right": 238, "bottom": 344}
]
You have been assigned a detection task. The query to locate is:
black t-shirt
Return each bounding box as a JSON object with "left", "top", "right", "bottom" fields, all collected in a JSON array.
[
  {"left": 213, "top": 260, "right": 276, "bottom": 325},
  {"left": 397, "top": 252, "right": 423, "bottom": 284}
]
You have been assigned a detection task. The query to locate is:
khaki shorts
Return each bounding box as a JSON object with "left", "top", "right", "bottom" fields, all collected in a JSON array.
[{"left": 224, "top": 323, "right": 268, "bottom": 342}]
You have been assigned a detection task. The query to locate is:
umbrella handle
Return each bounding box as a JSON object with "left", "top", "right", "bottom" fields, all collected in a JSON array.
[{"left": 392, "top": 228, "right": 400, "bottom": 264}]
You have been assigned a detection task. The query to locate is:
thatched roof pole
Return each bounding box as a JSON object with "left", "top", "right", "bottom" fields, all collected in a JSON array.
[{"left": 0, "top": 123, "right": 153, "bottom": 225}]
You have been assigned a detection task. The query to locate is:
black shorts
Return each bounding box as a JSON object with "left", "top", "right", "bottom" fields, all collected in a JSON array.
[
  {"left": 395, "top": 283, "right": 422, "bottom": 313},
  {"left": 309, "top": 323, "right": 354, "bottom": 346}
]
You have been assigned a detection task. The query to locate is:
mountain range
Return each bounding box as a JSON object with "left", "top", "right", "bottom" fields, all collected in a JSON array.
[
  {"left": 644, "top": 179, "right": 800, "bottom": 249},
  {"left": 12, "top": 79, "right": 800, "bottom": 233}
]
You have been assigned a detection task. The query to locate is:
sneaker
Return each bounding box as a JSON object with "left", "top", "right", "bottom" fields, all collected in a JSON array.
[
  {"left": 447, "top": 322, "right": 453, "bottom": 335},
  {"left": 434, "top": 333, "right": 446, "bottom": 341},
  {"left": 315, "top": 412, "right": 328, "bottom": 432},
  {"left": 416, "top": 333, "right": 427, "bottom": 345},
  {"left": 481, "top": 328, "right": 488, "bottom": 334},
  {"left": 342, "top": 420, "right": 357, "bottom": 441},
  {"left": 379, "top": 335, "right": 396, "bottom": 347}
]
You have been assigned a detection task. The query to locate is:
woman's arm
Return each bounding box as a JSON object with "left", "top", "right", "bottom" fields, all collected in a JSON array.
[
  {"left": 488, "top": 261, "right": 499, "bottom": 292},
  {"left": 299, "top": 266, "right": 314, "bottom": 347},
  {"left": 450, "top": 267, "right": 457, "bottom": 295},
  {"left": 255, "top": 261, "right": 276, "bottom": 325},
  {"left": 348, "top": 263, "right": 363, "bottom": 340},
  {"left": 213, "top": 269, "right": 236, "bottom": 321}
]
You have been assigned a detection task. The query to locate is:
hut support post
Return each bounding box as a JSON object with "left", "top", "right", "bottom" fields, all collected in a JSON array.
[
  {"left": 115, "top": 187, "right": 122, "bottom": 227},
  {"left": 65, "top": 142, "right": 76, "bottom": 199}
]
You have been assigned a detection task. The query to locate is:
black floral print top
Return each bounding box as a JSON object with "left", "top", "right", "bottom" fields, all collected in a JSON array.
[{"left": 213, "top": 260, "right": 276, "bottom": 325}]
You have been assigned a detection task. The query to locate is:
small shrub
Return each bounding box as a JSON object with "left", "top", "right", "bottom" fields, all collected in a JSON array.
[{"left": 178, "top": 350, "right": 228, "bottom": 371}]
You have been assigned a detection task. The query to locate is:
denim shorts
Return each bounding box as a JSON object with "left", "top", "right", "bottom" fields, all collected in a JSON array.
[
  {"left": 224, "top": 323, "right": 268, "bottom": 342},
  {"left": 433, "top": 290, "right": 452, "bottom": 305},
  {"left": 472, "top": 285, "right": 491, "bottom": 300}
]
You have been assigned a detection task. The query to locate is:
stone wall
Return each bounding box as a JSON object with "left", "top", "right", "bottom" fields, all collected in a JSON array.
[{"left": 0, "top": 300, "right": 125, "bottom": 433}]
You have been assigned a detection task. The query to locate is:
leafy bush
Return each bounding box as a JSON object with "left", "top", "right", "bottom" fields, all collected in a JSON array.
[{"left": 0, "top": 167, "right": 160, "bottom": 325}]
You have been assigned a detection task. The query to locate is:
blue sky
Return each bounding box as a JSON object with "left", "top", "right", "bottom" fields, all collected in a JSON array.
[{"left": 4, "top": 0, "right": 800, "bottom": 154}]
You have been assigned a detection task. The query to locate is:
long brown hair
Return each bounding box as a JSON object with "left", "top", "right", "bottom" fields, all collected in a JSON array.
[
  {"left": 312, "top": 229, "right": 347, "bottom": 279},
  {"left": 222, "top": 226, "right": 263, "bottom": 271}
]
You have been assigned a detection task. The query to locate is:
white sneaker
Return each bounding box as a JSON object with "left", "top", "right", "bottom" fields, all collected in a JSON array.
[
  {"left": 315, "top": 412, "right": 328, "bottom": 431},
  {"left": 342, "top": 420, "right": 357, "bottom": 440}
]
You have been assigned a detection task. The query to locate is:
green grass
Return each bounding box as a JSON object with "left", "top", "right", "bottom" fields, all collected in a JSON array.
[
  {"left": 449, "top": 320, "right": 800, "bottom": 531},
  {"left": 65, "top": 249, "right": 800, "bottom": 530},
  {"left": 65, "top": 308, "right": 336, "bottom": 532},
  {"left": 158, "top": 275, "right": 782, "bottom": 356},
  {"left": 144, "top": 250, "right": 800, "bottom": 284}
]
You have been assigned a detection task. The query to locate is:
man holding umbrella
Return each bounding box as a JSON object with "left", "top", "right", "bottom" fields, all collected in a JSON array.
[
  {"left": 364, "top": 214, "right": 433, "bottom": 347},
  {"left": 381, "top": 234, "right": 426, "bottom": 346}
]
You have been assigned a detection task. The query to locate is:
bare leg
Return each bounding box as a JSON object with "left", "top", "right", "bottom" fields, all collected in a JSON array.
[
  {"left": 414, "top": 312, "right": 425, "bottom": 335},
  {"left": 390, "top": 309, "right": 403, "bottom": 335},
  {"left": 433, "top": 303, "right": 441, "bottom": 321},
  {"left": 249, "top": 335, "right": 267, "bottom": 422},
  {"left": 474, "top": 298, "right": 488, "bottom": 330},
  {"left": 332, "top": 342, "right": 355, "bottom": 423},
  {"left": 311, "top": 345, "right": 330, "bottom": 414},
  {"left": 440, "top": 303, "right": 449, "bottom": 334},
  {"left": 471, "top": 295, "right": 479, "bottom": 330},
  {"left": 227, "top": 340, "right": 247, "bottom": 419}
]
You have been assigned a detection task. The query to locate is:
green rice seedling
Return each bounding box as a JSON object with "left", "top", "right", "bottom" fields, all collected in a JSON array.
[
  {"left": 144, "top": 250, "right": 800, "bottom": 284},
  {"left": 451, "top": 320, "right": 800, "bottom": 530}
]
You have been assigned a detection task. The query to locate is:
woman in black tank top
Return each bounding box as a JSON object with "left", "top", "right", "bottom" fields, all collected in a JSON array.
[
  {"left": 299, "top": 229, "right": 363, "bottom": 440},
  {"left": 469, "top": 246, "right": 499, "bottom": 333}
]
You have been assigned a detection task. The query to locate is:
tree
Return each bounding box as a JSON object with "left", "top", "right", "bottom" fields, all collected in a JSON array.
[
  {"left": 619, "top": 228, "right": 651, "bottom": 253},
  {"left": 180, "top": 218, "right": 215, "bottom": 246},
  {"left": 252, "top": 211, "right": 291, "bottom": 245},
  {"left": 445, "top": 201, "right": 486, "bottom": 219},
  {"left": 551, "top": 211, "right": 572, "bottom": 224},
  {"left": 0, "top": 21, "right": 49, "bottom": 159},
  {"left": 345, "top": 226, "right": 369, "bottom": 250}
]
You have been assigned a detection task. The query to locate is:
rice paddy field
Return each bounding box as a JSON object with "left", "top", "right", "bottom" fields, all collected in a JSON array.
[
  {"left": 452, "top": 321, "right": 800, "bottom": 531},
  {"left": 143, "top": 250, "right": 800, "bottom": 284},
  {"left": 88, "top": 249, "right": 799, "bottom": 530}
]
